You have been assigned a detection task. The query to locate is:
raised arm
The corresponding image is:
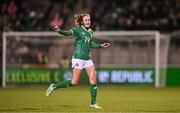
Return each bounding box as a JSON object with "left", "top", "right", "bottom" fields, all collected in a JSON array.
[{"left": 53, "top": 25, "right": 73, "bottom": 36}]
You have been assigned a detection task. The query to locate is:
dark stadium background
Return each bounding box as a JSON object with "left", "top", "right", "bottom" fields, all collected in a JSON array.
[
  {"left": 0, "top": 0, "right": 179, "bottom": 31},
  {"left": 1, "top": 0, "right": 180, "bottom": 86},
  {"left": 0, "top": 0, "right": 180, "bottom": 112}
]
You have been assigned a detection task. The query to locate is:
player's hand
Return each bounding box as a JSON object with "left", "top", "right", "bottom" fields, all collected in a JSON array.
[
  {"left": 101, "top": 43, "right": 110, "bottom": 48},
  {"left": 53, "top": 25, "right": 60, "bottom": 32}
]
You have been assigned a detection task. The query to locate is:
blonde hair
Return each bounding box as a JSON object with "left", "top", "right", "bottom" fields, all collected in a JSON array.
[{"left": 74, "top": 13, "right": 90, "bottom": 26}]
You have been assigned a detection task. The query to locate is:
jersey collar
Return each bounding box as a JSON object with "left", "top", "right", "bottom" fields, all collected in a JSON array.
[{"left": 81, "top": 25, "right": 91, "bottom": 32}]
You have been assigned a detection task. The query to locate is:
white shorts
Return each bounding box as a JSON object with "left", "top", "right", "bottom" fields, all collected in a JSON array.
[{"left": 71, "top": 58, "right": 94, "bottom": 69}]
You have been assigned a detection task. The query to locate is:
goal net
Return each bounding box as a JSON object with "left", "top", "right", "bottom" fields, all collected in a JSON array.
[{"left": 2, "top": 31, "right": 170, "bottom": 88}]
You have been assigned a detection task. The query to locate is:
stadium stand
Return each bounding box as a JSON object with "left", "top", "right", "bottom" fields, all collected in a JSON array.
[
  {"left": 0, "top": 0, "right": 179, "bottom": 31},
  {"left": 0, "top": 0, "right": 179, "bottom": 66}
]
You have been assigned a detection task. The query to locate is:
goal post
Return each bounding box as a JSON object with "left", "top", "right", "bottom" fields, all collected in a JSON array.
[
  {"left": 155, "top": 32, "right": 160, "bottom": 88},
  {"left": 2, "top": 33, "right": 6, "bottom": 88},
  {"left": 2, "top": 32, "right": 62, "bottom": 88},
  {"left": 94, "top": 31, "right": 164, "bottom": 88},
  {"left": 2, "top": 31, "right": 169, "bottom": 88}
]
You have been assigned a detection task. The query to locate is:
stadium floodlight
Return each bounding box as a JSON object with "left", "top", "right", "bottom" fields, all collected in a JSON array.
[{"left": 2, "top": 31, "right": 170, "bottom": 88}]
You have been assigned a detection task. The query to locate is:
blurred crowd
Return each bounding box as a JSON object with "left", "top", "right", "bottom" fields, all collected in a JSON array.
[
  {"left": 0, "top": 0, "right": 77, "bottom": 32},
  {"left": 0, "top": 0, "right": 180, "bottom": 67},
  {"left": 0, "top": 0, "right": 180, "bottom": 32},
  {"left": 90, "top": 0, "right": 180, "bottom": 31},
  {"left": 6, "top": 37, "right": 50, "bottom": 65}
]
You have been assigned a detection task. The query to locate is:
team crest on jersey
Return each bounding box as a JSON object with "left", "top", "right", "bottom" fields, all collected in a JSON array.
[
  {"left": 75, "top": 63, "right": 79, "bottom": 67},
  {"left": 82, "top": 32, "right": 85, "bottom": 35}
]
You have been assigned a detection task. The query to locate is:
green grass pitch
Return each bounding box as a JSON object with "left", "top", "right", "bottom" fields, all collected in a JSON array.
[{"left": 0, "top": 85, "right": 180, "bottom": 113}]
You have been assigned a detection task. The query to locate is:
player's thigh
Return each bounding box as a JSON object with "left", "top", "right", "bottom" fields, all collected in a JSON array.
[
  {"left": 85, "top": 65, "right": 96, "bottom": 84},
  {"left": 71, "top": 68, "right": 82, "bottom": 85}
]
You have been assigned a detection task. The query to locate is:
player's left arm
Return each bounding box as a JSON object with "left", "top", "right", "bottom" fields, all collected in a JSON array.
[
  {"left": 90, "top": 29, "right": 110, "bottom": 48},
  {"left": 90, "top": 41, "right": 110, "bottom": 48}
]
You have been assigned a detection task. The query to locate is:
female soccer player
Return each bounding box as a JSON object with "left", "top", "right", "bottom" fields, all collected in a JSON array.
[{"left": 46, "top": 13, "right": 110, "bottom": 109}]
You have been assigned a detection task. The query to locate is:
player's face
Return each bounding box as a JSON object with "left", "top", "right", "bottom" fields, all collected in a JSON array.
[{"left": 83, "top": 15, "right": 91, "bottom": 28}]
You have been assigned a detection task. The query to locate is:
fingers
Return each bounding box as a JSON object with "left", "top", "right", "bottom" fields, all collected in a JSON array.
[
  {"left": 104, "top": 43, "right": 110, "bottom": 47},
  {"left": 102, "top": 43, "right": 110, "bottom": 48},
  {"left": 52, "top": 25, "right": 60, "bottom": 32}
]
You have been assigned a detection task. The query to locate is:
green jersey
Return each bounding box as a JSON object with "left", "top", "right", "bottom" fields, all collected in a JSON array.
[{"left": 58, "top": 26, "right": 101, "bottom": 60}]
